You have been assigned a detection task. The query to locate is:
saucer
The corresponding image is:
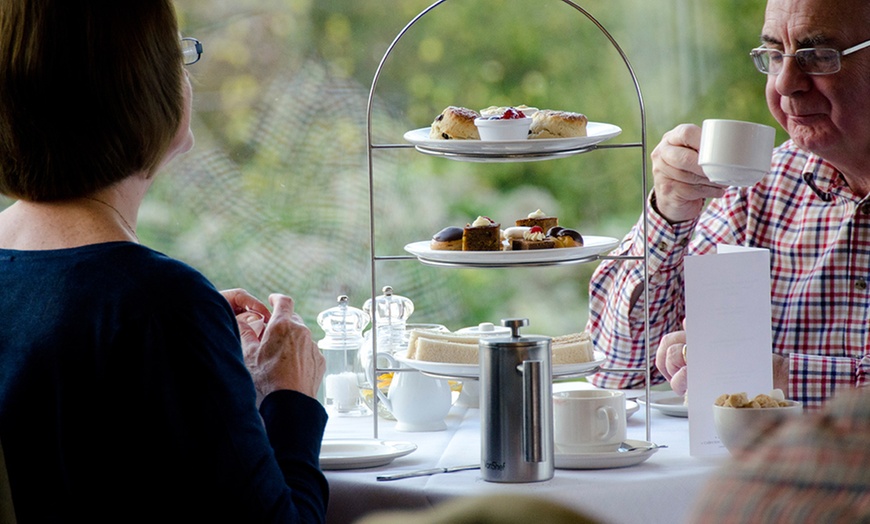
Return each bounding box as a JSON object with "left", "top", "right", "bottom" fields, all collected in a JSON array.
[
  {"left": 625, "top": 399, "right": 640, "bottom": 420},
  {"left": 637, "top": 392, "right": 688, "bottom": 417},
  {"left": 554, "top": 439, "right": 660, "bottom": 470},
  {"left": 320, "top": 439, "right": 417, "bottom": 470}
]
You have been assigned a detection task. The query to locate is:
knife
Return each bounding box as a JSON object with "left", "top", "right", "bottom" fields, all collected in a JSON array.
[{"left": 376, "top": 464, "right": 479, "bottom": 481}]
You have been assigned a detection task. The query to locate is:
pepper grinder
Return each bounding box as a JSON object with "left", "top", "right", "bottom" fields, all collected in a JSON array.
[
  {"left": 362, "top": 285, "right": 414, "bottom": 353},
  {"left": 479, "top": 318, "right": 554, "bottom": 483},
  {"left": 359, "top": 286, "right": 415, "bottom": 418},
  {"left": 317, "top": 295, "right": 370, "bottom": 416}
]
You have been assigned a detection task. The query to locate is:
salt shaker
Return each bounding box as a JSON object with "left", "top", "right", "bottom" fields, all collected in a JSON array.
[{"left": 317, "top": 295, "right": 370, "bottom": 416}]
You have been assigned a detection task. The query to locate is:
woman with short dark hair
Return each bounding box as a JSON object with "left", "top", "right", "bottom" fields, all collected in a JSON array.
[{"left": 0, "top": 2, "right": 329, "bottom": 522}]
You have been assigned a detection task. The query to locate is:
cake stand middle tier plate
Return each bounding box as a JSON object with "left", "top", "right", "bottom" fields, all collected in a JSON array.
[{"left": 404, "top": 236, "right": 620, "bottom": 267}]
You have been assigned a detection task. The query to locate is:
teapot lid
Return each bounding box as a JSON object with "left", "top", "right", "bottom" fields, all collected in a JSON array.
[
  {"left": 456, "top": 322, "right": 511, "bottom": 337},
  {"left": 479, "top": 318, "right": 551, "bottom": 349}
]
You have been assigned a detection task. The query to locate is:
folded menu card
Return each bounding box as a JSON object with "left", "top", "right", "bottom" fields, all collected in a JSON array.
[{"left": 684, "top": 245, "right": 773, "bottom": 457}]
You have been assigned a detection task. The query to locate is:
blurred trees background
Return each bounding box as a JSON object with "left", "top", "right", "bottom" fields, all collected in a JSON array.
[{"left": 2, "top": 0, "right": 779, "bottom": 336}]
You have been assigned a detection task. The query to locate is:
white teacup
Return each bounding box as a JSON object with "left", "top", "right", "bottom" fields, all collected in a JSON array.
[
  {"left": 553, "top": 390, "right": 626, "bottom": 453},
  {"left": 698, "top": 119, "right": 776, "bottom": 187}
]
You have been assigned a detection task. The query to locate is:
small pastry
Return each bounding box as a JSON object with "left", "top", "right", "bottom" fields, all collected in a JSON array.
[
  {"left": 515, "top": 209, "right": 558, "bottom": 232},
  {"left": 430, "top": 226, "right": 463, "bottom": 251},
  {"left": 502, "top": 226, "right": 530, "bottom": 250},
  {"left": 463, "top": 216, "right": 501, "bottom": 251},
  {"left": 546, "top": 226, "right": 584, "bottom": 248},
  {"left": 510, "top": 226, "right": 555, "bottom": 250}
]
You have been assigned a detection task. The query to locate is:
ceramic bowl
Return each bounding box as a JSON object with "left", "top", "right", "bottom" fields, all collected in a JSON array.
[
  {"left": 474, "top": 116, "right": 532, "bottom": 141},
  {"left": 712, "top": 400, "right": 803, "bottom": 454}
]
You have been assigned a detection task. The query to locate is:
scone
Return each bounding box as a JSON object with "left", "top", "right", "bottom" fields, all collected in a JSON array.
[
  {"left": 529, "top": 109, "right": 588, "bottom": 139},
  {"left": 430, "top": 106, "right": 481, "bottom": 140}
]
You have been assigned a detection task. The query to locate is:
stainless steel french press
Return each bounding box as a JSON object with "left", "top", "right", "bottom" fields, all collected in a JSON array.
[{"left": 479, "top": 318, "right": 554, "bottom": 483}]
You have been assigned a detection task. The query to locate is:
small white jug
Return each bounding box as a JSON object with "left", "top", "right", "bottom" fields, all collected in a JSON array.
[{"left": 377, "top": 353, "right": 452, "bottom": 432}]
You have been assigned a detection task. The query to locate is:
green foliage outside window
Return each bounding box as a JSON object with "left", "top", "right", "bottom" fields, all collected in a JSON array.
[{"left": 2, "top": 0, "right": 777, "bottom": 336}]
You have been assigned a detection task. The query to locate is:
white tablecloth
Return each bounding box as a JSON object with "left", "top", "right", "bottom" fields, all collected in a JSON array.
[{"left": 323, "top": 390, "right": 728, "bottom": 524}]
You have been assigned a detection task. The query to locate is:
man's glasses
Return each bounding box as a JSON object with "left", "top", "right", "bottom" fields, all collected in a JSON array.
[
  {"left": 750, "top": 38, "right": 870, "bottom": 75},
  {"left": 181, "top": 37, "right": 204, "bottom": 66}
]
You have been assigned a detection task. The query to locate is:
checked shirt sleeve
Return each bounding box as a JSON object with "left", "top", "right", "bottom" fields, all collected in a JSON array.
[
  {"left": 587, "top": 195, "right": 697, "bottom": 389},
  {"left": 587, "top": 188, "right": 748, "bottom": 390}
]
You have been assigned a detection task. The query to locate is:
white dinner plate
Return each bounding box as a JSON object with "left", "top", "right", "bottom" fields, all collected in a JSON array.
[
  {"left": 637, "top": 392, "right": 688, "bottom": 418},
  {"left": 555, "top": 439, "right": 660, "bottom": 470},
  {"left": 320, "top": 439, "right": 417, "bottom": 470},
  {"left": 404, "top": 236, "right": 619, "bottom": 267},
  {"left": 403, "top": 122, "right": 622, "bottom": 155},
  {"left": 395, "top": 350, "right": 606, "bottom": 380}
]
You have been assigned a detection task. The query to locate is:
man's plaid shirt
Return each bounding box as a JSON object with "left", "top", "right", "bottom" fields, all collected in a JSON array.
[{"left": 587, "top": 140, "right": 870, "bottom": 408}]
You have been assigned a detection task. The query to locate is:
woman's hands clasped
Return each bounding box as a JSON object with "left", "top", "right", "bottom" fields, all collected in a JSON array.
[{"left": 222, "top": 289, "right": 325, "bottom": 400}]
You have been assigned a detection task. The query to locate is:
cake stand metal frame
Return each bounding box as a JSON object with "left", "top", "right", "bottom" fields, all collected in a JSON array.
[{"left": 364, "top": 0, "right": 654, "bottom": 441}]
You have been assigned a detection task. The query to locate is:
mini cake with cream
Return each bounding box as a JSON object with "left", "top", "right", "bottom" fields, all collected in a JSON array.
[
  {"left": 510, "top": 225, "right": 555, "bottom": 250},
  {"left": 462, "top": 216, "right": 501, "bottom": 251},
  {"left": 502, "top": 226, "right": 530, "bottom": 250},
  {"left": 515, "top": 209, "right": 558, "bottom": 232}
]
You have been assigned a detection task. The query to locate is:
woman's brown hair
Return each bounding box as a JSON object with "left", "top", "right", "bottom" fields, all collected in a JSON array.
[{"left": 0, "top": 0, "right": 184, "bottom": 201}]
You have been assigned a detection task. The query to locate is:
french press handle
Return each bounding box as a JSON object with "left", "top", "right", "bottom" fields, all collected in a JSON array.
[{"left": 522, "top": 359, "right": 544, "bottom": 463}]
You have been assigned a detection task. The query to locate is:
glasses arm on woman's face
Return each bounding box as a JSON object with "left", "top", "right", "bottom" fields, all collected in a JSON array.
[{"left": 180, "top": 37, "right": 203, "bottom": 66}]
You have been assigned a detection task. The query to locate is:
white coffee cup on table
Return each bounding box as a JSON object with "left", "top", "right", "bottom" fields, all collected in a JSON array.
[
  {"left": 553, "top": 390, "right": 627, "bottom": 453},
  {"left": 698, "top": 119, "right": 776, "bottom": 187}
]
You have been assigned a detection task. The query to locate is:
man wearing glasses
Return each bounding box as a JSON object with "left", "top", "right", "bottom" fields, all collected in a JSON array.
[{"left": 587, "top": 0, "right": 870, "bottom": 409}]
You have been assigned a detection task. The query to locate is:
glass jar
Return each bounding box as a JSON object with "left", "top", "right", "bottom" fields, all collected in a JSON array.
[{"left": 316, "top": 295, "right": 370, "bottom": 416}]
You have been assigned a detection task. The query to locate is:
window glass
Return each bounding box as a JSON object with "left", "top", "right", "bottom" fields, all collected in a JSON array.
[{"left": 1, "top": 0, "right": 774, "bottom": 334}]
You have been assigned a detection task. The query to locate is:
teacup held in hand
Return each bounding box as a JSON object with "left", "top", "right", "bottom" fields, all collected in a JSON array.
[{"left": 699, "top": 119, "right": 776, "bottom": 187}]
